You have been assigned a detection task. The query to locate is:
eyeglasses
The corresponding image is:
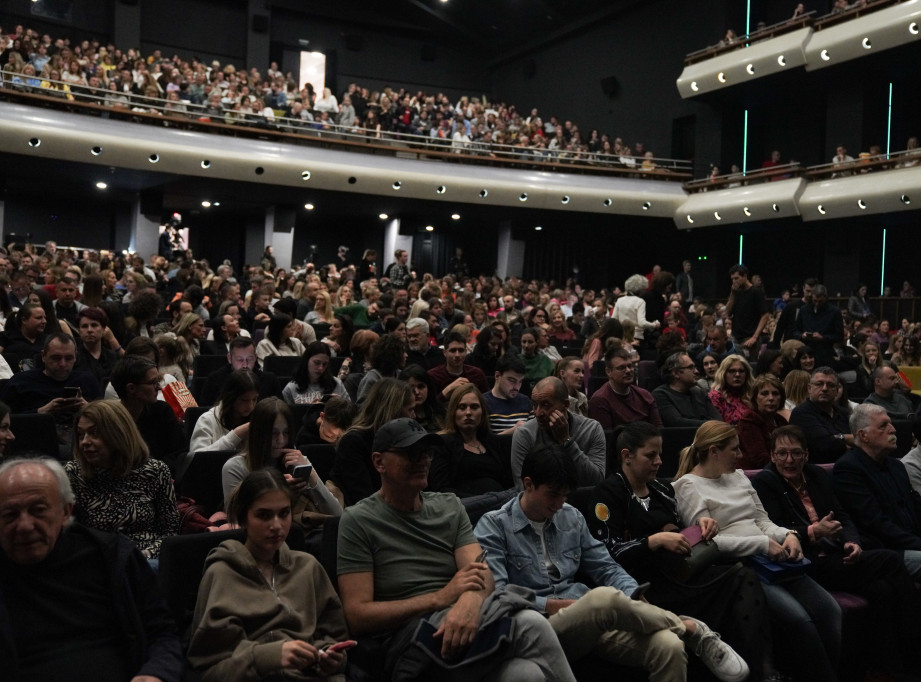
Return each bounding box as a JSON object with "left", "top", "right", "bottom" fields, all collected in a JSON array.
[
  {"left": 726, "top": 368, "right": 747, "bottom": 375},
  {"left": 773, "top": 449, "right": 806, "bottom": 460},
  {"left": 679, "top": 364, "right": 696, "bottom": 371}
]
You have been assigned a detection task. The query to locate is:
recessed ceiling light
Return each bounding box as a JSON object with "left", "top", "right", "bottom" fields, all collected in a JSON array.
[
  {"left": 451, "top": 214, "right": 460, "bottom": 220},
  {"left": 743, "top": 207, "right": 752, "bottom": 216},
  {"left": 603, "top": 198, "right": 612, "bottom": 207},
  {"left": 479, "top": 189, "right": 488, "bottom": 198},
  {"left": 777, "top": 55, "right": 787, "bottom": 66},
  {"left": 301, "top": 170, "right": 311, "bottom": 180},
  {"left": 561, "top": 195, "right": 570, "bottom": 204},
  {"left": 95, "top": 181, "right": 107, "bottom": 189},
  {"left": 392, "top": 181, "right": 402, "bottom": 190},
  {"left": 534, "top": 226, "right": 542, "bottom": 231},
  {"left": 304, "top": 203, "right": 315, "bottom": 210},
  {"left": 28, "top": 138, "right": 41, "bottom": 147},
  {"left": 910, "top": 22, "right": 919, "bottom": 35},
  {"left": 425, "top": 225, "right": 434, "bottom": 232},
  {"left": 148, "top": 154, "right": 159, "bottom": 163},
  {"left": 201, "top": 160, "right": 211, "bottom": 169},
  {"left": 772, "top": 203, "right": 780, "bottom": 212},
  {"left": 91, "top": 146, "right": 103, "bottom": 156},
  {"left": 817, "top": 205, "right": 826, "bottom": 215},
  {"left": 862, "top": 37, "right": 871, "bottom": 49},
  {"left": 857, "top": 199, "right": 867, "bottom": 209},
  {"left": 642, "top": 201, "right": 651, "bottom": 210},
  {"left": 436, "top": 186, "right": 446, "bottom": 194},
  {"left": 213, "top": 202, "right": 220, "bottom": 207},
  {"left": 901, "top": 194, "right": 911, "bottom": 204},
  {"left": 379, "top": 213, "right": 388, "bottom": 220},
  {"left": 713, "top": 211, "right": 721, "bottom": 220},
  {"left": 746, "top": 64, "right": 755, "bottom": 75},
  {"left": 690, "top": 81, "right": 699, "bottom": 92},
  {"left": 686, "top": 215, "right": 694, "bottom": 224},
  {"left": 519, "top": 193, "right": 528, "bottom": 202},
  {"left": 717, "top": 72, "right": 726, "bottom": 83},
  {"left": 201, "top": 200, "right": 211, "bottom": 207},
  {"left": 821, "top": 49, "right": 830, "bottom": 61}
]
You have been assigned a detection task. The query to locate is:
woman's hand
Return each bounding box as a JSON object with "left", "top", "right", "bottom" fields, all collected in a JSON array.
[
  {"left": 281, "top": 449, "right": 306, "bottom": 469},
  {"left": 697, "top": 517, "right": 719, "bottom": 541},
  {"left": 316, "top": 647, "right": 346, "bottom": 676},
  {"left": 232, "top": 422, "right": 251, "bottom": 440},
  {"left": 280, "top": 640, "right": 318, "bottom": 670},
  {"left": 648, "top": 532, "right": 691, "bottom": 554},
  {"left": 766, "top": 539, "right": 788, "bottom": 561},
  {"left": 782, "top": 533, "right": 803, "bottom": 561}
]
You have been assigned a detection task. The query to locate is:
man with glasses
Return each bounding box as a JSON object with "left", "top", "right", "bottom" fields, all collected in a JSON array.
[
  {"left": 653, "top": 352, "right": 722, "bottom": 427},
  {"left": 589, "top": 348, "right": 662, "bottom": 430},
  {"left": 484, "top": 355, "right": 531, "bottom": 435},
  {"left": 109, "top": 356, "right": 186, "bottom": 475},
  {"left": 834, "top": 405, "right": 921, "bottom": 579},
  {"left": 338, "top": 417, "right": 577, "bottom": 682},
  {"left": 512, "top": 376, "right": 605, "bottom": 486},
  {"left": 789, "top": 367, "right": 853, "bottom": 463}
]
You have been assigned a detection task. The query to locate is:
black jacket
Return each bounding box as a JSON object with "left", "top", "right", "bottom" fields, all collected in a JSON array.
[{"left": 0, "top": 523, "right": 183, "bottom": 681}]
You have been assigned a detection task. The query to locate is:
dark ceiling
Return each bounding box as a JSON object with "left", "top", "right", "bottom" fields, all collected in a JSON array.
[{"left": 270, "top": 0, "right": 641, "bottom": 60}]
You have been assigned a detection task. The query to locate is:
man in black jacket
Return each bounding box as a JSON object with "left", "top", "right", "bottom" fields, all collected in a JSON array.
[
  {"left": 0, "top": 458, "right": 183, "bottom": 681},
  {"left": 199, "top": 336, "right": 282, "bottom": 406},
  {"left": 653, "top": 352, "right": 722, "bottom": 427}
]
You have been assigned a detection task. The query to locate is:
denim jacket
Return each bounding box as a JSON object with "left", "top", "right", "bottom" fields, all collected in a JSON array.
[{"left": 474, "top": 494, "right": 638, "bottom": 612}]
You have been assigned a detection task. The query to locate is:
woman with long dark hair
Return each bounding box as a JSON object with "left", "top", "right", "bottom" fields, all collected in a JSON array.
[
  {"left": 283, "top": 341, "right": 348, "bottom": 405},
  {"left": 399, "top": 364, "right": 444, "bottom": 432},
  {"left": 189, "top": 370, "right": 260, "bottom": 454},
  {"left": 255, "top": 313, "right": 305, "bottom": 369}
]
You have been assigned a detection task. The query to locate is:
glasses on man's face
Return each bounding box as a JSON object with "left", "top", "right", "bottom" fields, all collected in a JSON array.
[
  {"left": 610, "top": 364, "right": 633, "bottom": 373},
  {"left": 773, "top": 449, "right": 806, "bottom": 460},
  {"left": 726, "top": 368, "right": 746, "bottom": 375},
  {"left": 679, "top": 364, "right": 696, "bottom": 371}
]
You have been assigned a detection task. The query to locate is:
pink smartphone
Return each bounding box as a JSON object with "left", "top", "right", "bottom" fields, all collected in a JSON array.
[{"left": 327, "top": 640, "right": 357, "bottom": 653}]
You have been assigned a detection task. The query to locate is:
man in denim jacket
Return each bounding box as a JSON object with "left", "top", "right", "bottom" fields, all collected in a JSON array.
[{"left": 474, "top": 445, "right": 748, "bottom": 682}]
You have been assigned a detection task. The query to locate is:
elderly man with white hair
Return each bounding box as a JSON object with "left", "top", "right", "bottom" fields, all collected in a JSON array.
[
  {"left": 0, "top": 457, "right": 183, "bottom": 680},
  {"left": 834, "top": 403, "right": 921, "bottom": 578}
]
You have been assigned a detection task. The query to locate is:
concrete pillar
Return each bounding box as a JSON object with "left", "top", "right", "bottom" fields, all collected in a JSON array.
[
  {"left": 131, "top": 198, "right": 160, "bottom": 262},
  {"left": 496, "top": 221, "right": 524, "bottom": 279},
  {"left": 263, "top": 206, "right": 295, "bottom": 271}
]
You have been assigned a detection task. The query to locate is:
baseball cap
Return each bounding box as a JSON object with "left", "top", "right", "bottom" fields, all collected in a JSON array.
[{"left": 373, "top": 418, "right": 441, "bottom": 453}]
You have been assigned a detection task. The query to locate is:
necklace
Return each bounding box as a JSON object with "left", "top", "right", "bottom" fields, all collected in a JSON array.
[
  {"left": 465, "top": 440, "right": 486, "bottom": 454},
  {"left": 790, "top": 475, "right": 808, "bottom": 494},
  {"left": 631, "top": 492, "right": 652, "bottom": 512},
  {"left": 256, "top": 561, "right": 277, "bottom": 595}
]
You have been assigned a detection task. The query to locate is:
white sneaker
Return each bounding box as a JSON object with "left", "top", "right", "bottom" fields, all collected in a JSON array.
[{"left": 682, "top": 616, "right": 749, "bottom": 682}]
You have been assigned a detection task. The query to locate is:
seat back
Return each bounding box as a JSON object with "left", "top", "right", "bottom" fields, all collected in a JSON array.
[
  {"left": 263, "top": 355, "right": 302, "bottom": 378},
  {"left": 192, "top": 354, "right": 228, "bottom": 378},
  {"left": 176, "top": 449, "right": 236, "bottom": 515},
  {"left": 183, "top": 405, "right": 212, "bottom": 445},
  {"left": 660, "top": 426, "right": 698, "bottom": 478},
  {"left": 9, "top": 413, "right": 62, "bottom": 459},
  {"left": 300, "top": 443, "right": 337, "bottom": 483}
]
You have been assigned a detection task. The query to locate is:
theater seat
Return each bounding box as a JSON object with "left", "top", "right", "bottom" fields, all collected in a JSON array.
[{"left": 9, "top": 413, "right": 61, "bottom": 460}]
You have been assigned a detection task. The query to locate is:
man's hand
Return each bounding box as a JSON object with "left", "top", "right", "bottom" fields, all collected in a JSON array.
[
  {"left": 434, "top": 595, "right": 481, "bottom": 660},
  {"left": 435, "top": 562, "right": 489, "bottom": 608},
  {"left": 842, "top": 542, "right": 862, "bottom": 565},
  {"left": 38, "top": 396, "right": 84, "bottom": 415},
  {"left": 547, "top": 409, "right": 570, "bottom": 444},
  {"left": 442, "top": 377, "right": 470, "bottom": 398},
  {"left": 280, "top": 640, "right": 319, "bottom": 670}
]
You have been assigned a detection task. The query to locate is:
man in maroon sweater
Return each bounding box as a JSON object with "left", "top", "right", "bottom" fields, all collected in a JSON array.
[
  {"left": 588, "top": 347, "right": 662, "bottom": 429},
  {"left": 427, "top": 331, "right": 489, "bottom": 401}
]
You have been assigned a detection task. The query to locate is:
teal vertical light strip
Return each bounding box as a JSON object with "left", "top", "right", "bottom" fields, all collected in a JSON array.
[
  {"left": 746, "top": 0, "right": 752, "bottom": 35},
  {"left": 739, "top": 235, "right": 744, "bottom": 264},
  {"left": 880, "top": 229, "right": 887, "bottom": 295},
  {"left": 742, "top": 109, "right": 749, "bottom": 175},
  {"left": 886, "top": 82, "right": 893, "bottom": 158}
]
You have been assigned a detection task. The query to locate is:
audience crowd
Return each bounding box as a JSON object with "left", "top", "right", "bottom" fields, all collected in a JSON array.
[
  {"left": 0, "top": 23, "right": 665, "bottom": 169},
  {"left": 0, "top": 227, "right": 918, "bottom": 681},
  {"left": 3, "top": 17, "right": 921, "bottom": 682}
]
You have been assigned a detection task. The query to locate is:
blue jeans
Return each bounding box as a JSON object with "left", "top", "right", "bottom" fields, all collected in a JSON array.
[{"left": 763, "top": 575, "right": 840, "bottom": 681}]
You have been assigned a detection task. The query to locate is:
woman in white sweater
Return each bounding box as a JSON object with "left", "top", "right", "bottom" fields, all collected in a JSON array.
[
  {"left": 671, "top": 421, "right": 841, "bottom": 682},
  {"left": 188, "top": 370, "right": 259, "bottom": 454}
]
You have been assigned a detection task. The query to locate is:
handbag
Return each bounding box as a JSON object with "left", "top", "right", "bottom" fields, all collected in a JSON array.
[
  {"left": 662, "top": 525, "right": 720, "bottom": 581},
  {"left": 745, "top": 554, "right": 812, "bottom": 584}
]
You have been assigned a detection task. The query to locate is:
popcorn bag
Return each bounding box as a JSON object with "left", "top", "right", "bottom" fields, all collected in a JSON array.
[{"left": 161, "top": 381, "right": 198, "bottom": 420}]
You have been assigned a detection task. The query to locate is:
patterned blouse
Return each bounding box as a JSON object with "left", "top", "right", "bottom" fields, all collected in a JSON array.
[
  {"left": 707, "top": 389, "right": 748, "bottom": 426},
  {"left": 65, "top": 457, "right": 179, "bottom": 558}
]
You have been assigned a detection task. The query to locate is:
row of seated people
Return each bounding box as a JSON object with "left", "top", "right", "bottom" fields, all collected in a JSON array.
[
  {"left": 0, "top": 23, "right": 662, "bottom": 172},
  {"left": 4, "top": 398, "right": 921, "bottom": 680}
]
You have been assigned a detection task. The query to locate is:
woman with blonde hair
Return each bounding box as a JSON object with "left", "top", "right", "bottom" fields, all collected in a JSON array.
[
  {"left": 672, "top": 421, "right": 841, "bottom": 681},
  {"left": 779, "top": 370, "right": 810, "bottom": 421},
  {"left": 708, "top": 354, "right": 753, "bottom": 425},
  {"left": 65, "top": 400, "right": 179, "bottom": 563},
  {"left": 305, "top": 290, "right": 336, "bottom": 325}
]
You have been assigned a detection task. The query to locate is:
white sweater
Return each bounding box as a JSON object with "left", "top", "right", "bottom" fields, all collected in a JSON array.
[{"left": 672, "top": 469, "right": 790, "bottom": 558}]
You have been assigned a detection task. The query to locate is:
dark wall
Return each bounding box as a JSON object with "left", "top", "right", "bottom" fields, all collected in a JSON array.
[
  {"left": 1, "top": 0, "right": 111, "bottom": 43},
  {"left": 4, "top": 195, "right": 118, "bottom": 249},
  {"left": 488, "top": 0, "right": 733, "bottom": 165},
  {"left": 270, "top": 8, "right": 490, "bottom": 100},
  {"left": 140, "top": 0, "right": 247, "bottom": 67}
]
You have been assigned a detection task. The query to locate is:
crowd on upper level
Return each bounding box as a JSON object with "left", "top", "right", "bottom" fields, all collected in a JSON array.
[{"left": 0, "top": 22, "right": 666, "bottom": 170}]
